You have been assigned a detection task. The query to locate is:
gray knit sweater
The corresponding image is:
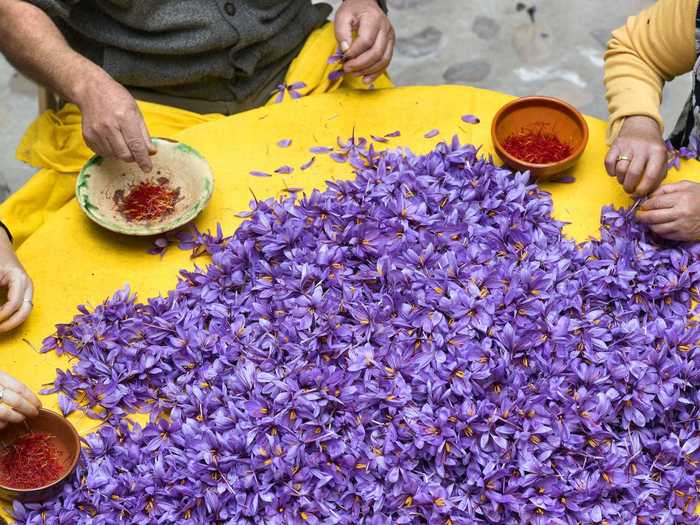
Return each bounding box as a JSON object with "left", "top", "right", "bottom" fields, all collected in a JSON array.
[{"left": 28, "top": 1, "right": 387, "bottom": 105}]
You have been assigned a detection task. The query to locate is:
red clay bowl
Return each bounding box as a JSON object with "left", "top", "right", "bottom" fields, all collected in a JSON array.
[
  {"left": 0, "top": 409, "right": 81, "bottom": 503},
  {"left": 491, "top": 96, "right": 589, "bottom": 182}
]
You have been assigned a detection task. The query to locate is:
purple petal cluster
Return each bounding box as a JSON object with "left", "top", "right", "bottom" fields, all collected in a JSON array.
[
  {"left": 18, "top": 136, "right": 700, "bottom": 524},
  {"left": 666, "top": 137, "right": 700, "bottom": 171},
  {"left": 273, "top": 82, "right": 306, "bottom": 104}
]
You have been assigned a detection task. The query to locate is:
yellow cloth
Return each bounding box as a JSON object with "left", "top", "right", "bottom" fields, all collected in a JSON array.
[
  {"left": 0, "top": 22, "right": 391, "bottom": 247},
  {"left": 604, "top": 0, "right": 698, "bottom": 142},
  {"left": 1, "top": 84, "right": 700, "bottom": 521}
]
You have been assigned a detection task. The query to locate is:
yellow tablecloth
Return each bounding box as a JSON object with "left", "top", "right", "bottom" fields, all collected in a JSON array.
[{"left": 0, "top": 85, "right": 699, "bottom": 518}]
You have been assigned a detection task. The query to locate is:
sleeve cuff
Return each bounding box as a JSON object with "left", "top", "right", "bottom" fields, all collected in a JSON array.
[{"left": 0, "top": 221, "right": 13, "bottom": 244}]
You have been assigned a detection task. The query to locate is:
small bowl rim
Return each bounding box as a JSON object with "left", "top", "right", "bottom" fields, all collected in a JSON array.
[
  {"left": 0, "top": 408, "right": 81, "bottom": 493},
  {"left": 75, "top": 137, "right": 215, "bottom": 237},
  {"left": 491, "top": 95, "right": 589, "bottom": 168}
]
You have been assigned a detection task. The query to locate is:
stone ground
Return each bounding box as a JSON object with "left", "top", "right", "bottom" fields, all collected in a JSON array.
[{"left": 0, "top": 0, "right": 691, "bottom": 202}]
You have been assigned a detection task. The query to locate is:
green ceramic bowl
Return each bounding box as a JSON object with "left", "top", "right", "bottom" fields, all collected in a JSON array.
[{"left": 76, "top": 138, "right": 214, "bottom": 236}]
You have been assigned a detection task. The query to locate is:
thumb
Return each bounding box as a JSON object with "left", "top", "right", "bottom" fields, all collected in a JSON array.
[{"left": 334, "top": 10, "right": 354, "bottom": 53}]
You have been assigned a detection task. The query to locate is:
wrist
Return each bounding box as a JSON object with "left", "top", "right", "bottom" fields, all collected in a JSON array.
[
  {"left": 621, "top": 115, "right": 661, "bottom": 135},
  {"left": 66, "top": 64, "right": 111, "bottom": 108}
]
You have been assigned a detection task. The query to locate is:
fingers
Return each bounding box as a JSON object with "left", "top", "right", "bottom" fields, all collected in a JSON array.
[
  {"left": 105, "top": 131, "right": 134, "bottom": 164},
  {"left": 649, "top": 220, "right": 682, "bottom": 237},
  {"left": 82, "top": 122, "right": 112, "bottom": 160},
  {"left": 0, "top": 296, "right": 33, "bottom": 333},
  {"left": 122, "top": 115, "right": 153, "bottom": 173},
  {"left": 604, "top": 144, "right": 620, "bottom": 178},
  {"left": 634, "top": 147, "right": 667, "bottom": 197},
  {"left": 650, "top": 180, "right": 694, "bottom": 196},
  {"left": 80, "top": 86, "right": 153, "bottom": 172},
  {"left": 636, "top": 207, "right": 677, "bottom": 225},
  {"left": 615, "top": 155, "right": 631, "bottom": 186},
  {"left": 623, "top": 155, "right": 647, "bottom": 194},
  {"left": 0, "top": 371, "right": 41, "bottom": 409},
  {"left": 0, "top": 270, "right": 25, "bottom": 324},
  {"left": 345, "top": 27, "right": 388, "bottom": 77},
  {"left": 334, "top": 9, "right": 355, "bottom": 53},
  {"left": 360, "top": 33, "right": 395, "bottom": 84},
  {"left": 344, "top": 16, "right": 381, "bottom": 63},
  {"left": 0, "top": 386, "right": 39, "bottom": 418},
  {"left": 0, "top": 404, "right": 23, "bottom": 424},
  {"left": 140, "top": 119, "right": 157, "bottom": 156},
  {"left": 641, "top": 193, "right": 677, "bottom": 211}
]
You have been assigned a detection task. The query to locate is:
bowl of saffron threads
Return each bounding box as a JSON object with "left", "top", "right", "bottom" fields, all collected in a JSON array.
[
  {"left": 0, "top": 409, "right": 81, "bottom": 502},
  {"left": 76, "top": 138, "right": 214, "bottom": 236},
  {"left": 491, "top": 96, "right": 589, "bottom": 181}
]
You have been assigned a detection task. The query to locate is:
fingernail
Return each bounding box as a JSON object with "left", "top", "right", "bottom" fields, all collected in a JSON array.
[
  {"left": 363, "top": 76, "right": 373, "bottom": 84},
  {"left": 341, "top": 41, "right": 350, "bottom": 52}
]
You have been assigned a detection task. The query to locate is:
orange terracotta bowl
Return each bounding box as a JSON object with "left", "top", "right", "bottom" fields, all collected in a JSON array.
[
  {"left": 0, "top": 409, "right": 81, "bottom": 503},
  {"left": 491, "top": 96, "right": 589, "bottom": 182}
]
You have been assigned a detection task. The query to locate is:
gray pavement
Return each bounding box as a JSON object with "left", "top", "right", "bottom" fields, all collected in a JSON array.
[{"left": 0, "top": 0, "right": 690, "bottom": 202}]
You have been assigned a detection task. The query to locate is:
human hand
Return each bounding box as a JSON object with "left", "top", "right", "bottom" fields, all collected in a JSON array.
[
  {"left": 0, "top": 229, "right": 32, "bottom": 333},
  {"left": 335, "top": 0, "right": 395, "bottom": 85},
  {"left": 75, "top": 71, "right": 156, "bottom": 172},
  {"left": 636, "top": 181, "right": 700, "bottom": 241},
  {"left": 605, "top": 115, "right": 668, "bottom": 197},
  {"left": 0, "top": 370, "right": 41, "bottom": 429}
]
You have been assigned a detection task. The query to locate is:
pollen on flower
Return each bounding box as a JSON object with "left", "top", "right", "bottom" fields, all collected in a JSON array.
[{"left": 30, "top": 137, "right": 700, "bottom": 524}]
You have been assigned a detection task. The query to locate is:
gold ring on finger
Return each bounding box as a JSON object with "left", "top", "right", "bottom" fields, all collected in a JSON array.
[{"left": 616, "top": 155, "right": 631, "bottom": 163}]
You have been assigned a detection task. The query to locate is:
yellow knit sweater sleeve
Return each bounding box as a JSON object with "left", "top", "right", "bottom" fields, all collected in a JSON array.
[{"left": 605, "top": 0, "right": 698, "bottom": 143}]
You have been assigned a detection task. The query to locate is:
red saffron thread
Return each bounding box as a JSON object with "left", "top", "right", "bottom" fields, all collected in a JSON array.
[
  {"left": 503, "top": 124, "right": 573, "bottom": 164},
  {"left": 118, "top": 180, "right": 179, "bottom": 222},
  {"left": 0, "top": 432, "right": 65, "bottom": 489}
]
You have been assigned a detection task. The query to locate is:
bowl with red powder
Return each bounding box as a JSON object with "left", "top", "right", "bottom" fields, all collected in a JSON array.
[
  {"left": 0, "top": 409, "right": 80, "bottom": 502},
  {"left": 76, "top": 138, "right": 214, "bottom": 236},
  {"left": 491, "top": 96, "right": 589, "bottom": 182}
]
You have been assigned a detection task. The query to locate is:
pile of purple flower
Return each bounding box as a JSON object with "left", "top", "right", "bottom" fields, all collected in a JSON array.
[{"left": 13, "top": 137, "right": 700, "bottom": 524}]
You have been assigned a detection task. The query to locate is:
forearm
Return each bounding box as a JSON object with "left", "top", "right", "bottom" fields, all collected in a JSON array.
[
  {"left": 0, "top": 0, "right": 108, "bottom": 104},
  {"left": 604, "top": 0, "right": 698, "bottom": 143}
]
